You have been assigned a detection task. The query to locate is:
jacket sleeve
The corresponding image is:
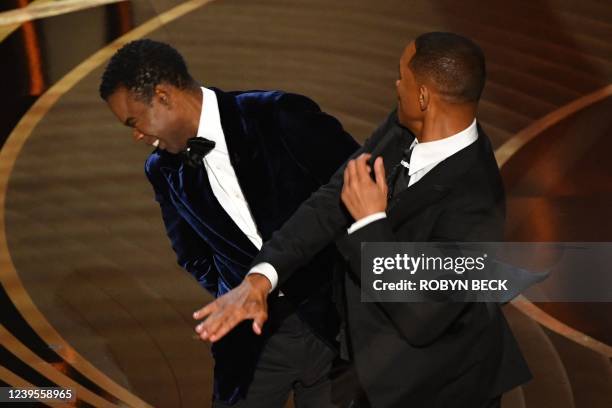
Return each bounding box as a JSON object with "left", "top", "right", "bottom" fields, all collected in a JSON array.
[
  {"left": 335, "top": 189, "right": 503, "bottom": 346},
  {"left": 252, "top": 108, "right": 398, "bottom": 287},
  {"left": 145, "top": 154, "right": 219, "bottom": 297}
]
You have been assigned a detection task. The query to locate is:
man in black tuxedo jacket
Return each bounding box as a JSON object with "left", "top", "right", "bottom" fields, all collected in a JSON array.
[
  {"left": 99, "top": 39, "right": 359, "bottom": 407},
  {"left": 195, "top": 32, "right": 532, "bottom": 407}
]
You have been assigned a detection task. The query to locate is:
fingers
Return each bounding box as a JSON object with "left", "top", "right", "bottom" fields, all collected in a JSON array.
[
  {"left": 193, "top": 301, "right": 222, "bottom": 340},
  {"left": 252, "top": 310, "right": 268, "bottom": 335},
  {"left": 341, "top": 170, "right": 351, "bottom": 207},
  {"left": 193, "top": 301, "right": 218, "bottom": 321},
  {"left": 344, "top": 154, "right": 372, "bottom": 185},
  {"left": 343, "top": 162, "right": 350, "bottom": 187},
  {"left": 197, "top": 304, "right": 268, "bottom": 342},
  {"left": 345, "top": 159, "right": 355, "bottom": 187},
  {"left": 354, "top": 154, "right": 371, "bottom": 181},
  {"left": 193, "top": 281, "right": 270, "bottom": 342},
  {"left": 209, "top": 307, "right": 268, "bottom": 341},
  {"left": 197, "top": 311, "right": 224, "bottom": 340},
  {"left": 374, "top": 157, "right": 387, "bottom": 192},
  {"left": 342, "top": 159, "right": 357, "bottom": 207},
  {"left": 194, "top": 296, "right": 240, "bottom": 341},
  {"left": 208, "top": 309, "right": 244, "bottom": 342}
]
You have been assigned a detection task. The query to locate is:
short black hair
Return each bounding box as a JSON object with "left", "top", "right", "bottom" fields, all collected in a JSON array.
[
  {"left": 99, "top": 39, "right": 196, "bottom": 102},
  {"left": 410, "top": 32, "right": 486, "bottom": 103}
]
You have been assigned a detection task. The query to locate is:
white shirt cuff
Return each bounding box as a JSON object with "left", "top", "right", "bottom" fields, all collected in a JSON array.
[
  {"left": 347, "top": 212, "right": 387, "bottom": 234},
  {"left": 248, "top": 262, "right": 278, "bottom": 293}
]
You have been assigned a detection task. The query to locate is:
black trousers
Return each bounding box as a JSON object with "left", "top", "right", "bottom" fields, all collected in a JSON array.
[{"left": 212, "top": 311, "right": 339, "bottom": 408}]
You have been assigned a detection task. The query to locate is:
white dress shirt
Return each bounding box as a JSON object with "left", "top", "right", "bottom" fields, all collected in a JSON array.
[
  {"left": 253, "top": 119, "right": 479, "bottom": 291},
  {"left": 198, "top": 87, "right": 263, "bottom": 247}
]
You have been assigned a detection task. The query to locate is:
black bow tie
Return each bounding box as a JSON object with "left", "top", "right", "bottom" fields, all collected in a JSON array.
[{"left": 182, "top": 137, "right": 216, "bottom": 168}]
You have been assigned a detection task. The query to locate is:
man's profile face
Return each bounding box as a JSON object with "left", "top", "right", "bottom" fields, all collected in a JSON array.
[
  {"left": 106, "top": 86, "right": 186, "bottom": 154},
  {"left": 396, "top": 41, "right": 422, "bottom": 131}
]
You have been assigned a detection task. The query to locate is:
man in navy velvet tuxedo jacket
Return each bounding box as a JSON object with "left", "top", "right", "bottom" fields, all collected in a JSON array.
[{"left": 99, "top": 40, "right": 359, "bottom": 407}]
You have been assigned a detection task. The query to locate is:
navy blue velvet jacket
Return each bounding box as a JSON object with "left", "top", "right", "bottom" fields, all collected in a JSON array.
[{"left": 144, "top": 88, "right": 358, "bottom": 404}]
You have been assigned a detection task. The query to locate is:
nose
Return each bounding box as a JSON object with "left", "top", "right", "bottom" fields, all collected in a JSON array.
[
  {"left": 132, "top": 129, "right": 158, "bottom": 145},
  {"left": 132, "top": 128, "right": 144, "bottom": 142}
]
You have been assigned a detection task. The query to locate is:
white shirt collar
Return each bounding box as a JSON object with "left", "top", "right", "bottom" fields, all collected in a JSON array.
[
  {"left": 197, "top": 87, "right": 228, "bottom": 155},
  {"left": 409, "top": 119, "right": 478, "bottom": 176}
]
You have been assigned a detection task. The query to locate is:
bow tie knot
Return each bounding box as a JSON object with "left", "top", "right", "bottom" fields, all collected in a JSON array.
[{"left": 183, "top": 137, "right": 216, "bottom": 168}]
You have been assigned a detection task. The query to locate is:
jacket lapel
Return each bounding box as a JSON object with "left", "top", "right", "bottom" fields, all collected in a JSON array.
[
  {"left": 371, "top": 122, "right": 414, "bottom": 179},
  {"left": 159, "top": 154, "right": 259, "bottom": 259},
  {"left": 213, "top": 88, "right": 278, "bottom": 239},
  {"left": 384, "top": 129, "right": 483, "bottom": 226}
]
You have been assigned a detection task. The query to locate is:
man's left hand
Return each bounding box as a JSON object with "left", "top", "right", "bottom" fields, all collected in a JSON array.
[
  {"left": 193, "top": 273, "right": 271, "bottom": 342},
  {"left": 341, "top": 153, "right": 387, "bottom": 220}
]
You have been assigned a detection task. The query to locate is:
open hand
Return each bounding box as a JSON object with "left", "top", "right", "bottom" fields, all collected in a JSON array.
[{"left": 193, "top": 274, "right": 271, "bottom": 342}]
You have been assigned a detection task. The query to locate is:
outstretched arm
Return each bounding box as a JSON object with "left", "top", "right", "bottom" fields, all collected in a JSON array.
[
  {"left": 194, "top": 109, "right": 398, "bottom": 342},
  {"left": 252, "top": 105, "right": 396, "bottom": 288}
]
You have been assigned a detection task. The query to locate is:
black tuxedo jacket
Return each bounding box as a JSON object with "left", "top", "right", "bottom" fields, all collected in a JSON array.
[
  {"left": 144, "top": 88, "right": 359, "bottom": 404},
  {"left": 253, "top": 110, "right": 532, "bottom": 407}
]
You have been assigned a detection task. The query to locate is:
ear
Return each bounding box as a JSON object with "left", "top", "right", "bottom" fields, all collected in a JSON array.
[
  {"left": 154, "top": 84, "right": 171, "bottom": 108},
  {"left": 418, "top": 85, "right": 429, "bottom": 111}
]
